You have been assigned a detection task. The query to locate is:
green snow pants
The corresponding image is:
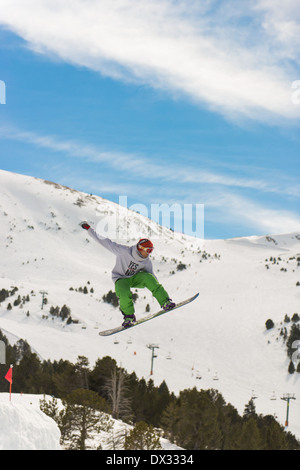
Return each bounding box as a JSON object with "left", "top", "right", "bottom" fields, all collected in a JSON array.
[{"left": 115, "top": 272, "right": 169, "bottom": 316}]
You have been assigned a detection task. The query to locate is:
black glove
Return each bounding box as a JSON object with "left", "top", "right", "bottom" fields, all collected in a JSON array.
[{"left": 79, "top": 221, "right": 90, "bottom": 230}]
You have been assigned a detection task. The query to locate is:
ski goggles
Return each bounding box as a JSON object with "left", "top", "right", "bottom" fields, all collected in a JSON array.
[
  {"left": 139, "top": 245, "right": 154, "bottom": 254},
  {"left": 138, "top": 239, "right": 154, "bottom": 253}
]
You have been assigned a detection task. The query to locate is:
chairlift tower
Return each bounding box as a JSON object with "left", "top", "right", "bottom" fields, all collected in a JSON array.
[
  {"left": 281, "top": 393, "right": 296, "bottom": 427},
  {"left": 147, "top": 344, "right": 159, "bottom": 375},
  {"left": 39, "top": 291, "right": 48, "bottom": 310}
]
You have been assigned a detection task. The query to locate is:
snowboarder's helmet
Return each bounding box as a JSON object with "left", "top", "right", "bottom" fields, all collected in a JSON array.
[{"left": 137, "top": 238, "right": 154, "bottom": 254}]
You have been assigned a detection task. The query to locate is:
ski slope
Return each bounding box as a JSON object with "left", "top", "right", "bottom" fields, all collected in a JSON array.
[{"left": 0, "top": 169, "right": 299, "bottom": 440}]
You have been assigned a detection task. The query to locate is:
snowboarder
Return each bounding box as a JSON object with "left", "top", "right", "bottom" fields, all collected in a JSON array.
[{"left": 79, "top": 222, "right": 175, "bottom": 328}]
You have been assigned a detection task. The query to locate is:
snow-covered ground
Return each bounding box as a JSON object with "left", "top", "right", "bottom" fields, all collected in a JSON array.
[
  {"left": 0, "top": 393, "right": 61, "bottom": 450},
  {"left": 0, "top": 169, "right": 299, "bottom": 443},
  {"left": 0, "top": 393, "right": 181, "bottom": 450}
]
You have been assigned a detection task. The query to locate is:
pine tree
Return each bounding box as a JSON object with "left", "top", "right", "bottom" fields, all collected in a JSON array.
[
  {"left": 259, "top": 416, "right": 288, "bottom": 450},
  {"left": 52, "top": 360, "right": 81, "bottom": 396},
  {"left": 160, "top": 401, "right": 180, "bottom": 444},
  {"left": 124, "top": 421, "right": 162, "bottom": 450},
  {"left": 175, "top": 388, "right": 221, "bottom": 450},
  {"left": 14, "top": 352, "right": 42, "bottom": 393},
  {"left": 61, "top": 388, "right": 112, "bottom": 450},
  {"left": 237, "top": 417, "right": 263, "bottom": 450},
  {"left": 59, "top": 304, "right": 71, "bottom": 321},
  {"left": 243, "top": 398, "right": 257, "bottom": 419},
  {"left": 40, "top": 395, "right": 61, "bottom": 423},
  {"left": 75, "top": 355, "right": 90, "bottom": 389},
  {"left": 287, "top": 324, "right": 300, "bottom": 358},
  {"left": 216, "top": 402, "right": 241, "bottom": 450},
  {"left": 265, "top": 319, "right": 274, "bottom": 330},
  {"left": 288, "top": 360, "right": 295, "bottom": 374}
]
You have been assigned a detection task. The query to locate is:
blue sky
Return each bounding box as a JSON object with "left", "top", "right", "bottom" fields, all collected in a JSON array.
[{"left": 0, "top": 0, "right": 300, "bottom": 239}]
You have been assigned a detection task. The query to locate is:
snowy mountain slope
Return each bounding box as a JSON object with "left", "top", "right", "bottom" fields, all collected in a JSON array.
[
  {"left": 0, "top": 169, "right": 299, "bottom": 440},
  {"left": 0, "top": 393, "right": 61, "bottom": 450}
]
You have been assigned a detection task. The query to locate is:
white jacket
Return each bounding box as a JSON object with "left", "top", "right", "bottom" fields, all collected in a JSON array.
[{"left": 88, "top": 227, "right": 155, "bottom": 283}]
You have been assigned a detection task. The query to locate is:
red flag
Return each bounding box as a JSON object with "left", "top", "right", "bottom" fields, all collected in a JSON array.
[{"left": 5, "top": 367, "right": 13, "bottom": 384}]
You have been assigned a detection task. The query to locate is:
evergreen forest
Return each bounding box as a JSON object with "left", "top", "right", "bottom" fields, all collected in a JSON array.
[{"left": 0, "top": 329, "right": 299, "bottom": 450}]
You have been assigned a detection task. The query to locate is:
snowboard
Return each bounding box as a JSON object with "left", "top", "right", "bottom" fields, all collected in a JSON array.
[{"left": 99, "top": 293, "right": 199, "bottom": 337}]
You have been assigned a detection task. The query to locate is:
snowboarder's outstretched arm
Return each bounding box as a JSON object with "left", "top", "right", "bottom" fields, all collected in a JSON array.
[{"left": 79, "top": 221, "right": 126, "bottom": 255}]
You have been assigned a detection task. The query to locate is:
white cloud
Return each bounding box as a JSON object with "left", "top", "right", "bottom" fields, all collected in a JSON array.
[
  {"left": 2, "top": 124, "right": 300, "bottom": 236},
  {"left": 3, "top": 124, "right": 299, "bottom": 198},
  {"left": 0, "top": 0, "right": 299, "bottom": 122},
  {"left": 210, "top": 191, "right": 300, "bottom": 235},
  {"left": 253, "top": 0, "right": 300, "bottom": 60}
]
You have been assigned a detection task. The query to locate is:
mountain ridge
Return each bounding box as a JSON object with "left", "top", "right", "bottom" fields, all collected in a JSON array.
[{"left": 0, "top": 168, "right": 299, "bottom": 438}]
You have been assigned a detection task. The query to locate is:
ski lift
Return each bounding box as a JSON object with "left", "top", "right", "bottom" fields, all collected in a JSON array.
[
  {"left": 113, "top": 339, "right": 119, "bottom": 345},
  {"left": 270, "top": 391, "right": 277, "bottom": 401},
  {"left": 127, "top": 338, "right": 132, "bottom": 344},
  {"left": 213, "top": 372, "right": 219, "bottom": 381},
  {"left": 166, "top": 352, "right": 172, "bottom": 360},
  {"left": 196, "top": 371, "right": 202, "bottom": 380},
  {"left": 251, "top": 390, "right": 258, "bottom": 400}
]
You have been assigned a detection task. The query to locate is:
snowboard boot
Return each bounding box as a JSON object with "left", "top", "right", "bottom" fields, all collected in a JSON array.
[
  {"left": 122, "top": 313, "right": 136, "bottom": 328},
  {"left": 161, "top": 299, "right": 176, "bottom": 311}
]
